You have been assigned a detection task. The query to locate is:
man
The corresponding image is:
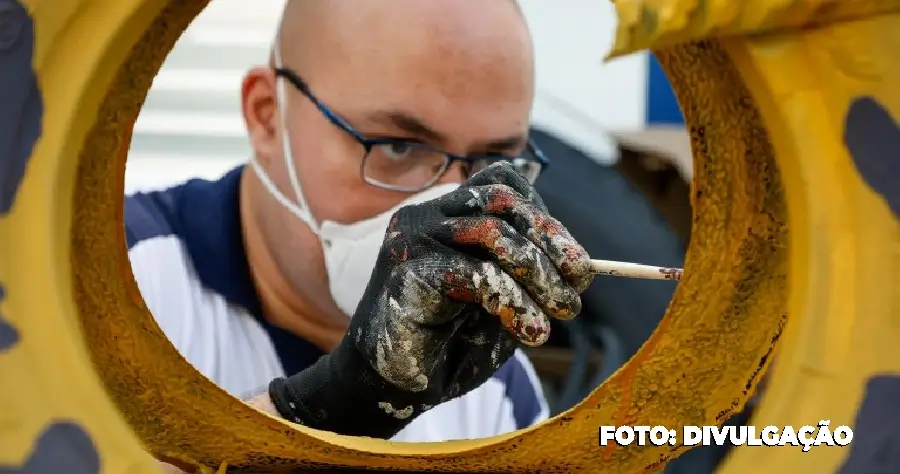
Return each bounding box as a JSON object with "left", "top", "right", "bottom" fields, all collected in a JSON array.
[{"left": 126, "top": 0, "right": 594, "bottom": 457}]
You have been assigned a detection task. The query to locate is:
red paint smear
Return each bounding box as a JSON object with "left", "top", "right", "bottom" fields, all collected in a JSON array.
[
  {"left": 659, "top": 267, "right": 683, "bottom": 280},
  {"left": 452, "top": 219, "right": 502, "bottom": 249},
  {"left": 444, "top": 271, "right": 475, "bottom": 302},
  {"left": 563, "top": 245, "right": 586, "bottom": 261},
  {"left": 524, "top": 318, "right": 548, "bottom": 343},
  {"left": 484, "top": 187, "right": 517, "bottom": 214},
  {"left": 484, "top": 187, "right": 564, "bottom": 238},
  {"left": 534, "top": 214, "right": 562, "bottom": 236},
  {"left": 447, "top": 288, "right": 475, "bottom": 302},
  {"left": 601, "top": 309, "right": 673, "bottom": 461}
]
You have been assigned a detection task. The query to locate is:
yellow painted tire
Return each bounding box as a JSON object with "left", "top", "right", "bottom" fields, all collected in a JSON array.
[{"left": 1, "top": 0, "right": 898, "bottom": 472}]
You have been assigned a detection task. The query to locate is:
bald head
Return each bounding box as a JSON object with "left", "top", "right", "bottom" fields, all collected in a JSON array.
[
  {"left": 251, "top": 0, "right": 535, "bottom": 212},
  {"left": 240, "top": 0, "right": 537, "bottom": 325},
  {"left": 276, "top": 0, "right": 534, "bottom": 123},
  {"left": 278, "top": 0, "right": 531, "bottom": 76}
]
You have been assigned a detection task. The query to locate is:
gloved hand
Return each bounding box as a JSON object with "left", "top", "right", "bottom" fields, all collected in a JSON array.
[{"left": 268, "top": 161, "right": 595, "bottom": 438}]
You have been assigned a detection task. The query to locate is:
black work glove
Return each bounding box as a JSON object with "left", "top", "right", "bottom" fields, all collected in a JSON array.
[{"left": 269, "top": 161, "right": 595, "bottom": 438}]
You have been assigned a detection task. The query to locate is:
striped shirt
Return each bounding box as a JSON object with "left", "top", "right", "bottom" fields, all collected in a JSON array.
[{"left": 124, "top": 165, "right": 549, "bottom": 442}]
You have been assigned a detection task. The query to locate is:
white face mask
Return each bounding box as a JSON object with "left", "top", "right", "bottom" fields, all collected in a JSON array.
[
  {"left": 249, "top": 35, "right": 460, "bottom": 316},
  {"left": 319, "top": 182, "right": 459, "bottom": 315}
]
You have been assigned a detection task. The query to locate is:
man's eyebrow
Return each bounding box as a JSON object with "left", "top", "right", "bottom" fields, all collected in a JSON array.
[
  {"left": 368, "top": 111, "right": 447, "bottom": 143},
  {"left": 367, "top": 110, "right": 527, "bottom": 151},
  {"left": 479, "top": 135, "right": 527, "bottom": 152}
]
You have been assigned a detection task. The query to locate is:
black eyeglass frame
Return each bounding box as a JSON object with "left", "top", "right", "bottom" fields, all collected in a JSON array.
[{"left": 273, "top": 67, "right": 549, "bottom": 192}]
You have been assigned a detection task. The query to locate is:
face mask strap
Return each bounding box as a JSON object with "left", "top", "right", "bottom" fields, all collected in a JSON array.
[
  {"left": 247, "top": 158, "right": 317, "bottom": 227},
  {"left": 319, "top": 183, "right": 462, "bottom": 239},
  {"left": 253, "top": 29, "right": 320, "bottom": 235}
]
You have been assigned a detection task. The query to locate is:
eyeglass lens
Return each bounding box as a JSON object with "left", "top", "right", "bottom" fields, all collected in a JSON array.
[
  {"left": 362, "top": 142, "right": 450, "bottom": 191},
  {"left": 362, "top": 142, "right": 542, "bottom": 191}
]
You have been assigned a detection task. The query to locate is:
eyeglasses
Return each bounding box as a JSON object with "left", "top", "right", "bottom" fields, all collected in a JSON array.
[{"left": 274, "top": 67, "right": 549, "bottom": 192}]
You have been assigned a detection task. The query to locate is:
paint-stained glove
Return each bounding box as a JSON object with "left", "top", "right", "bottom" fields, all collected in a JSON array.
[{"left": 269, "top": 161, "right": 594, "bottom": 438}]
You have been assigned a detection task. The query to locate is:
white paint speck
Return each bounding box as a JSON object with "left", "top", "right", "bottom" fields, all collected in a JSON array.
[{"left": 378, "top": 402, "right": 414, "bottom": 419}]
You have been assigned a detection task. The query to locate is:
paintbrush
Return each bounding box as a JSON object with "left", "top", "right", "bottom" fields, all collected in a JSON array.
[{"left": 589, "top": 259, "right": 683, "bottom": 281}]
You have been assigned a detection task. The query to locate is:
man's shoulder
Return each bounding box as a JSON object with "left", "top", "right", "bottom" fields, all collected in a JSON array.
[
  {"left": 123, "top": 185, "right": 205, "bottom": 323},
  {"left": 123, "top": 186, "right": 197, "bottom": 292},
  {"left": 121, "top": 184, "right": 286, "bottom": 394},
  {"left": 122, "top": 187, "right": 191, "bottom": 294},
  {"left": 489, "top": 350, "right": 548, "bottom": 427},
  {"left": 124, "top": 185, "right": 185, "bottom": 250}
]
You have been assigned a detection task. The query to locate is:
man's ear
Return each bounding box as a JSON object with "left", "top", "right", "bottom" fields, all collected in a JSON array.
[{"left": 241, "top": 67, "right": 279, "bottom": 162}]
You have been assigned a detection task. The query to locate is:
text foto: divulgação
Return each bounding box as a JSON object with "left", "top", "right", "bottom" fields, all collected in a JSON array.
[{"left": 598, "top": 421, "right": 852, "bottom": 452}]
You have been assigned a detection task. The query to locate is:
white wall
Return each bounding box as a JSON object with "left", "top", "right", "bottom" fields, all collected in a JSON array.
[
  {"left": 126, "top": 0, "right": 283, "bottom": 193},
  {"left": 127, "top": 0, "right": 641, "bottom": 193},
  {"left": 520, "top": 0, "right": 647, "bottom": 141}
]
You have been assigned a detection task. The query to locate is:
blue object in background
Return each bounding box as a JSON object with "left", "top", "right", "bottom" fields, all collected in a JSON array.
[{"left": 646, "top": 54, "right": 685, "bottom": 126}]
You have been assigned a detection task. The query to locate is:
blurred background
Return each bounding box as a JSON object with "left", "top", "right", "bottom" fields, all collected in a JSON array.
[{"left": 126, "top": 1, "right": 734, "bottom": 472}]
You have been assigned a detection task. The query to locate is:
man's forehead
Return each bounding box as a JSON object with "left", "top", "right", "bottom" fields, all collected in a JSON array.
[
  {"left": 366, "top": 109, "right": 529, "bottom": 150},
  {"left": 278, "top": 0, "right": 530, "bottom": 68},
  {"left": 279, "top": 0, "right": 524, "bottom": 29},
  {"left": 278, "top": 0, "right": 534, "bottom": 147}
]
